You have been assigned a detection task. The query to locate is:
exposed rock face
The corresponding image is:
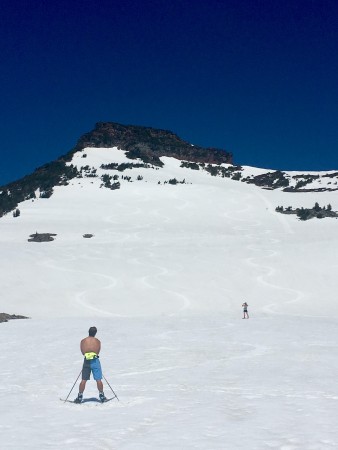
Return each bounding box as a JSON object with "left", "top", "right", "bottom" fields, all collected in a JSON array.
[
  {"left": 74, "top": 122, "right": 233, "bottom": 166},
  {"left": 0, "top": 313, "right": 29, "bottom": 323},
  {"left": 28, "top": 233, "right": 57, "bottom": 242}
]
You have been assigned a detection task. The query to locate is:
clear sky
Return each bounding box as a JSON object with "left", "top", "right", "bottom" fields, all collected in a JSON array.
[{"left": 1, "top": 0, "right": 338, "bottom": 185}]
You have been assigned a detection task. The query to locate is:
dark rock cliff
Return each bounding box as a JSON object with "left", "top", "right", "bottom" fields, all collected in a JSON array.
[{"left": 73, "top": 122, "right": 233, "bottom": 166}]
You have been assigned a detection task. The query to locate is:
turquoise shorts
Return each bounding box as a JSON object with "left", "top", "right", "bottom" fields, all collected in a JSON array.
[{"left": 82, "top": 357, "right": 103, "bottom": 381}]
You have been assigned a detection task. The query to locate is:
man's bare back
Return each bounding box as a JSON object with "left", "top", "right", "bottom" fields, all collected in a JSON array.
[{"left": 80, "top": 336, "right": 101, "bottom": 355}]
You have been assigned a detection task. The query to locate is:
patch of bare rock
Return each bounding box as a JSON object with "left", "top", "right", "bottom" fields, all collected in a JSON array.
[
  {"left": 0, "top": 313, "right": 29, "bottom": 323},
  {"left": 28, "top": 232, "right": 57, "bottom": 242}
]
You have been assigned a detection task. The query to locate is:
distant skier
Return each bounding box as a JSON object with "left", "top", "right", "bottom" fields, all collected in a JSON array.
[
  {"left": 242, "top": 302, "right": 249, "bottom": 319},
  {"left": 74, "top": 326, "right": 107, "bottom": 403}
]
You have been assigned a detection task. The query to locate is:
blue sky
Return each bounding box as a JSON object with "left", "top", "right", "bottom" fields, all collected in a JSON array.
[{"left": 1, "top": 0, "right": 338, "bottom": 185}]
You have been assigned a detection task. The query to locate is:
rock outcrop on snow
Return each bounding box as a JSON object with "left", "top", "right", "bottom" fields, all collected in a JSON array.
[
  {"left": 0, "top": 313, "right": 29, "bottom": 323},
  {"left": 28, "top": 233, "right": 57, "bottom": 242}
]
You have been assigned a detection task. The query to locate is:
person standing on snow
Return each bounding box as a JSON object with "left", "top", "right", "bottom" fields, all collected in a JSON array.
[
  {"left": 74, "top": 326, "right": 107, "bottom": 403},
  {"left": 242, "top": 302, "right": 249, "bottom": 319}
]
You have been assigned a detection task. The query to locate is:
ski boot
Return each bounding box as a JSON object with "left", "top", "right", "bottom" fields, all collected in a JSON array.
[
  {"left": 99, "top": 391, "right": 107, "bottom": 403},
  {"left": 74, "top": 393, "right": 83, "bottom": 404}
]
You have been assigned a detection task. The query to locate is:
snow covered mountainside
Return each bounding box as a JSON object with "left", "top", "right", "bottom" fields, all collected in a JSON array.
[{"left": 1, "top": 126, "right": 338, "bottom": 449}]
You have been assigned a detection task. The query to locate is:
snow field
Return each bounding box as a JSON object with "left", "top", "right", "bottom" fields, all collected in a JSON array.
[
  {"left": 0, "top": 147, "right": 338, "bottom": 448},
  {"left": 1, "top": 315, "right": 338, "bottom": 449}
]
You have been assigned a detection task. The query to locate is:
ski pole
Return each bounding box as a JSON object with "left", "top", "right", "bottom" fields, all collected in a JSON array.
[
  {"left": 64, "top": 369, "right": 82, "bottom": 403},
  {"left": 103, "top": 374, "right": 119, "bottom": 401}
]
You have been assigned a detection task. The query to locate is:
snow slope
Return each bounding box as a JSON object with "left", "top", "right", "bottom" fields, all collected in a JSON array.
[{"left": 0, "top": 147, "right": 337, "bottom": 449}]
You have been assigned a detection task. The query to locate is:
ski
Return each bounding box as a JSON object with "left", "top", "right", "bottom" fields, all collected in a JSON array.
[
  {"left": 98, "top": 397, "right": 116, "bottom": 403},
  {"left": 60, "top": 398, "right": 79, "bottom": 404},
  {"left": 60, "top": 397, "right": 117, "bottom": 404}
]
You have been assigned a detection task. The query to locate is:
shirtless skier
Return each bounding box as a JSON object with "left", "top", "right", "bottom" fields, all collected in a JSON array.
[{"left": 74, "top": 326, "right": 107, "bottom": 403}]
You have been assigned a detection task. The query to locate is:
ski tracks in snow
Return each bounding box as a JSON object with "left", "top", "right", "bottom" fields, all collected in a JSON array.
[
  {"left": 37, "top": 256, "right": 120, "bottom": 317},
  {"left": 225, "top": 189, "right": 305, "bottom": 316},
  {"left": 131, "top": 249, "right": 191, "bottom": 313},
  {"left": 244, "top": 232, "right": 305, "bottom": 315}
]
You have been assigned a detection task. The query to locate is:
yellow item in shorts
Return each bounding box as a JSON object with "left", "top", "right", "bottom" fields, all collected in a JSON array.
[{"left": 84, "top": 352, "right": 97, "bottom": 360}]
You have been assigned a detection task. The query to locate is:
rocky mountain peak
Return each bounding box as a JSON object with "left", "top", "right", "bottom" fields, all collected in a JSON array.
[{"left": 74, "top": 122, "right": 233, "bottom": 166}]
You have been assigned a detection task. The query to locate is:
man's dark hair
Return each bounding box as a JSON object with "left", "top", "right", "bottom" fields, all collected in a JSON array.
[{"left": 88, "top": 326, "right": 97, "bottom": 337}]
